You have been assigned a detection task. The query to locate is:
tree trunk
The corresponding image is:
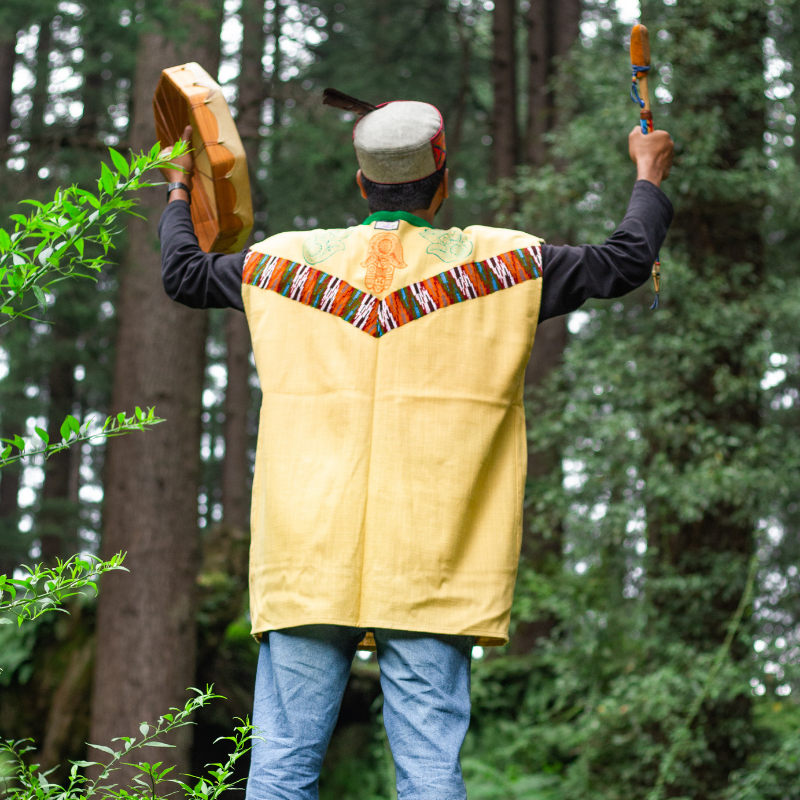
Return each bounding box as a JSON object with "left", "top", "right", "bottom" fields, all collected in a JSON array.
[
  {"left": 525, "top": 0, "right": 581, "bottom": 166},
  {"left": 217, "top": 0, "right": 265, "bottom": 535},
  {"left": 490, "top": 0, "right": 518, "bottom": 181},
  {"left": 512, "top": 0, "right": 581, "bottom": 654},
  {"left": 525, "top": 0, "right": 549, "bottom": 167},
  {"left": 0, "top": 34, "right": 16, "bottom": 148},
  {"left": 221, "top": 311, "right": 251, "bottom": 533},
  {"left": 441, "top": 7, "right": 472, "bottom": 229},
  {"left": 0, "top": 419, "right": 23, "bottom": 577},
  {"left": 89, "top": 1, "right": 222, "bottom": 773},
  {"left": 31, "top": 18, "right": 52, "bottom": 140},
  {"left": 39, "top": 345, "right": 78, "bottom": 564}
]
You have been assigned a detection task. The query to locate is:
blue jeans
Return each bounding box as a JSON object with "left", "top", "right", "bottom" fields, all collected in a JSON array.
[{"left": 245, "top": 625, "right": 473, "bottom": 800}]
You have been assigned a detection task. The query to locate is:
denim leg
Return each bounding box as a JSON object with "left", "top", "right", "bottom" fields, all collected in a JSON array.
[
  {"left": 246, "top": 625, "right": 364, "bottom": 800},
  {"left": 374, "top": 629, "right": 473, "bottom": 800}
]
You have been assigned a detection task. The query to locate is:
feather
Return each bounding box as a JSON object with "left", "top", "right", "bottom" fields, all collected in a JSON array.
[{"left": 322, "top": 87, "right": 377, "bottom": 116}]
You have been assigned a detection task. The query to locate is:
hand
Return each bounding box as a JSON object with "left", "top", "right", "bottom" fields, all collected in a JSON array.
[
  {"left": 159, "top": 125, "right": 194, "bottom": 201},
  {"left": 628, "top": 126, "right": 674, "bottom": 188}
]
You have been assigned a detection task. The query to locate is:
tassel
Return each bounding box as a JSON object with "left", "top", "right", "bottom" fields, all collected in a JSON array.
[
  {"left": 322, "top": 87, "right": 377, "bottom": 116},
  {"left": 650, "top": 258, "right": 661, "bottom": 311}
]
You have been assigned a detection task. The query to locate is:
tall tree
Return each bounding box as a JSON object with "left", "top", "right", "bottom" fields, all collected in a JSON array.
[
  {"left": 30, "top": 14, "right": 52, "bottom": 145},
  {"left": 89, "top": 1, "right": 223, "bottom": 775},
  {"left": 490, "top": 0, "right": 518, "bottom": 180},
  {"left": 525, "top": 0, "right": 581, "bottom": 166},
  {"left": 221, "top": 0, "right": 266, "bottom": 535},
  {"left": 38, "top": 329, "right": 78, "bottom": 564},
  {"left": 0, "top": 33, "right": 16, "bottom": 148},
  {"left": 511, "top": 0, "right": 581, "bottom": 655}
]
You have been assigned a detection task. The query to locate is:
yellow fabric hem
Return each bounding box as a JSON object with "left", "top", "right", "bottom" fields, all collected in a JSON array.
[{"left": 250, "top": 617, "right": 507, "bottom": 648}]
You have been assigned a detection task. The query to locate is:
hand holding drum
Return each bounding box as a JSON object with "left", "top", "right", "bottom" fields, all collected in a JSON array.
[{"left": 153, "top": 62, "right": 253, "bottom": 253}]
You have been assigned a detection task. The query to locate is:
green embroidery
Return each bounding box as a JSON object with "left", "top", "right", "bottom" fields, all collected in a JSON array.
[
  {"left": 419, "top": 228, "right": 474, "bottom": 262},
  {"left": 302, "top": 229, "right": 353, "bottom": 265}
]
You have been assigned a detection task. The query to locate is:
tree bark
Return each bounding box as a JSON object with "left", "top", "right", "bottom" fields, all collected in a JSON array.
[
  {"left": 217, "top": 0, "right": 265, "bottom": 535},
  {"left": 525, "top": 0, "right": 581, "bottom": 166},
  {"left": 38, "top": 344, "right": 78, "bottom": 564},
  {"left": 221, "top": 311, "right": 251, "bottom": 533},
  {"left": 0, "top": 419, "right": 23, "bottom": 577},
  {"left": 441, "top": 7, "right": 472, "bottom": 229},
  {"left": 490, "top": 0, "right": 518, "bottom": 181},
  {"left": 525, "top": 0, "right": 549, "bottom": 167},
  {"left": 31, "top": 18, "right": 52, "bottom": 140},
  {"left": 512, "top": 0, "right": 581, "bottom": 654},
  {"left": 89, "top": 2, "right": 222, "bottom": 773},
  {"left": 0, "top": 34, "right": 16, "bottom": 148}
]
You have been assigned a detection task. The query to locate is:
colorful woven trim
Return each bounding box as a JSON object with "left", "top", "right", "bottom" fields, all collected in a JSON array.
[{"left": 242, "top": 245, "right": 542, "bottom": 338}]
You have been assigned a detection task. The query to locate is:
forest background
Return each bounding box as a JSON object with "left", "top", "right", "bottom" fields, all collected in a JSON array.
[{"left": 1, "top": 0, "right": 800, "bottom": 798}]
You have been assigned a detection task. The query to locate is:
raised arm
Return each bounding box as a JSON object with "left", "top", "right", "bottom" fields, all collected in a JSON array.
[
  {"left": 157, "top": 125, "right": 246, "bottom": 311},
  {"left": 538, "top": 127, "right": 674, "bottom": 321}
]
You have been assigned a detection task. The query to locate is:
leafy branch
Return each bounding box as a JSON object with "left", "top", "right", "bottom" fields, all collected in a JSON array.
[
  {"left": 0, "top": 406, "right": 164, "bottom": 470},
  {"left": 0, "top": 141, "right": 188, "bottom": 325},
  {"left": 0, "top": 552, "right": 128, "bottom": 627},
  {"left": 0, "top": 688, "right": 252, "bottom": 800}
]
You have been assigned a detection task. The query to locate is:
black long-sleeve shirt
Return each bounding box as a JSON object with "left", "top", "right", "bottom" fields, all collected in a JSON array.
[{"left": 158, "top": 180, "right": 673, "bottom": 321}]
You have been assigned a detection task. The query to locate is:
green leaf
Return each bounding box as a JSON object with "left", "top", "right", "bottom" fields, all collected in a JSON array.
[
  {"left": 139, "top": 722, "right": 150, "bottom": 736},
  {"left": 60, "top": 418, "right": 72, "bottom": 441},
  {"left": 35, "top": 427, "right": 49, "bottom": 445},
  {"left": 135, "top": 406, "right": 143, "bottom": 421},
  {"left": 109, "top": 148, "right": 130, "bottom": 177},
  {"left": 66, "top": 414, "right": 81, "bottom": 434},
  {"left": 32, "top": 285, "right": 47, "bottom": 309},
  {"left": 76, "top": 189, "right": 100, "bottom": 208},
  {"left": 143, "top": 742, "right": 175, "bottom": 748},
  {"left": 75, "top": 238, "right": 84, "bottom": 257},
  {"left": 88, "top": 744, "right": 119, "bottom": 757},
  {"left": 100, "top": 162, "right": 116, "bottom": 196},
  {"left": 0, "top": 229, "right": 11, "bottom": 251}
]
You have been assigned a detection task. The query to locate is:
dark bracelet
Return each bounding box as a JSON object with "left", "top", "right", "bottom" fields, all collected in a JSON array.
[{"left": 167, "top": 182, "right": 191, "bottom": 203}]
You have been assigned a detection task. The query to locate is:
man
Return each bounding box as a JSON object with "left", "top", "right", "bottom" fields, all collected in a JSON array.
[{"left": 159, "top": 99, "right": 674, "bottom": 800}]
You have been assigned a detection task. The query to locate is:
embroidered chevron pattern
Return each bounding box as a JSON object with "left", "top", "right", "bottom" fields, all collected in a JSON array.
[{"left": 242, "top": 244, "right": 542, "bottom": 338}]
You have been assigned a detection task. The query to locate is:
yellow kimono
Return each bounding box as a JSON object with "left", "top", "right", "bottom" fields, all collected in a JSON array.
[{"left": 243, "top": 210, "right": 543, "bottom": 647}]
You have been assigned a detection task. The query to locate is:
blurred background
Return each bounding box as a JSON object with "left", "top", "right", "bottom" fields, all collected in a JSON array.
[{"left": 1, "top": 0, "right": 799, "bottom": 797}]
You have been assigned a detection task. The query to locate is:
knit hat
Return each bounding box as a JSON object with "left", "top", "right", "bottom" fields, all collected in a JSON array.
[{"left": 353, "top": 101, "right": 446, "bottom": 185}]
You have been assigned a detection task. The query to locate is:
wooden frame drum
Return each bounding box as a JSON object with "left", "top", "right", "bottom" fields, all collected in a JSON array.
[{"left": 153, "top": 63, "right": 253, "bottom": 253}]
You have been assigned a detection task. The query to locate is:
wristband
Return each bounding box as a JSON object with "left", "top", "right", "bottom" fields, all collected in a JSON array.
[{"left": 167, "top": 182, "right": 191, "bottom": 203}]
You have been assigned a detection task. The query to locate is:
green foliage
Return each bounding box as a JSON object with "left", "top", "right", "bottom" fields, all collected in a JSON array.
[
  {"left": 0, "top": 142, "right": 187, "bottom": 325},
  {"left": 0, "top": 688, "right": 252, "bottom": 800},
  {"left": 0, "top": 407, "right": 163, "bottom": 472},
  {"left": 0, "top": 553, "right": 127, "bottom": 627}
]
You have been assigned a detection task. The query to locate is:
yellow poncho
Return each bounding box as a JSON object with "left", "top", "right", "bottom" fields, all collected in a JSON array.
[{"left": 243, "top": 211, "right": 543, "bottom": 646}]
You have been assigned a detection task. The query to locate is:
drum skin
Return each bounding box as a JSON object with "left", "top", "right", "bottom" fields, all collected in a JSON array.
[{"left": 153, "top": 62, "right": 253, "bottom": 254}]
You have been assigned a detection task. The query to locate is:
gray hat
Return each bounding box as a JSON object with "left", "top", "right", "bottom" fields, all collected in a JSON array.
[{"left": 353, "top": 101, "right": 446, "bottom": 185}]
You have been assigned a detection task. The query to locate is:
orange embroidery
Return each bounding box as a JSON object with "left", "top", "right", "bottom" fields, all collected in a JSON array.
[{"left": 362, "top": 233, "right": 406, "bottom": 293}]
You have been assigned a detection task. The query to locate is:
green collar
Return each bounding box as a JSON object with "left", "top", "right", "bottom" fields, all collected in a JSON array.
[{"left": 362, "top": 210, "right": 430, "bottom": 228}]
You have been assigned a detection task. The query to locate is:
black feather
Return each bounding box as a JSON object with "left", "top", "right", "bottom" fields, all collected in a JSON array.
[{"left": 322, "top": 87, "right": 377, "bottom": 116}]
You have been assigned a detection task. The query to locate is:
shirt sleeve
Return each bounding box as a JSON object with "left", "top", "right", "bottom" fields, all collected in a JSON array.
[
  {"left": 538, "top": 180, "right": 674, "bottom": 322},
  {"left": 158, "top": 200, "right": 246, "bottom": 312}
]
